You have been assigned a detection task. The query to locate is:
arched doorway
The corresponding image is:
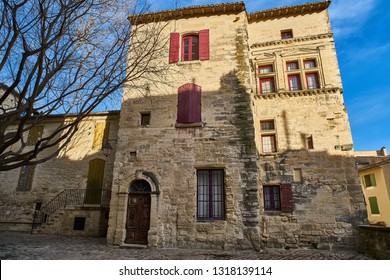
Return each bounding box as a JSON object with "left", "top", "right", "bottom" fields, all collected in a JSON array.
[{"left": 125, "top": 179, "right": 151, "bottom": 245}]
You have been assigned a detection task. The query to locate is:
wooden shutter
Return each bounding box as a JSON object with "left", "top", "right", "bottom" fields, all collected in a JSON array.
[
  {"left": 169, "top": 32, "right": 180, "bottom": 64},
  {"left": 198, "top": 29, "right": 210, "bottom": 61},
  {"left": 280, "top": 183, "right": 293, "bottom": 213},
  {"left": 188, "top": 84, "right": 201, "bottom": 123},
  {"left": 177, "top": 83, "right": 201, "bottom": 124}
]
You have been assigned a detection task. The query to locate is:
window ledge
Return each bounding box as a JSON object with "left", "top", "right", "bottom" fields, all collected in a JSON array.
[
  {"left": 175, "top": 122, "right": 204, "bottom": 128},
  {"left": 177, "top": 60, "right": 202, "bottom": 66}
]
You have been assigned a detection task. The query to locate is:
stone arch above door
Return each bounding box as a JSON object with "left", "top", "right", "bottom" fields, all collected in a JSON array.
[{"left": 124, "top": 170, "right": 160, "bottom": 195}]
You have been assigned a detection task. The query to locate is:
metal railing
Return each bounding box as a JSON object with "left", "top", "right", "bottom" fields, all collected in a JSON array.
[{"left": 31, "top": 188, "right": 111, "bottom": 232}]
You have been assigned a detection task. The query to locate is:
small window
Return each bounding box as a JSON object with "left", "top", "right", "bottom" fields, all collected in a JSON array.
[
  {"left": 197, "top": 169, "right": 224, "bottom": 220},
  {"left": 288, "top": 74, "right": 302, "bottom": 91},
  {"left": 73, "top": 217, "right": 86, "bottom": 230},
  {"left": 182, "top": 35, "right": 199, "bottom": 61},
  {"left": 140, "top": 112, "right": 151, "bottom": 126},
  {"left": 368, "top": 197, "right": 380, "bottom": 214},
  {"left": 264, "top": 185, "right": 281, "bottom": 211},
  {"left": 363, "top": 174, "right": 376, "bottom": 187},
  {"left": 286, "top": 61, "right": 299, "bottom": 71},
  {"left": 261, "top": 120, "right": 275, "bottom": 131},
  {"left": 259, "top": 77, "right": 275, "bottom": 94},
  {"left": 304, "top": 59, "right": 317, "bottom": 69},
  {"left": 281, "top": 30, "right": 293, "bottom": 39},
  {"left": 262, "top": 135, "right": 277, "bottom": 153},
  {"left": 17, "top": 165, "right": 36, "bottom": 191},
  {"left": 259, "top": 65, "right": 274, "bottom": 74},
  {"left": 307, "top": 135, "right": 314, "bottom": 149},
  {"left": 27, "top": 126, "right": 44, "bottom": 146},
  {"left": 306, "top": 73, "right": 320, "bottom": 89}
]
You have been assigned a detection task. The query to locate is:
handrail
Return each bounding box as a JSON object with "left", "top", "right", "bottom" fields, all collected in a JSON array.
[{"left": 31, "top": 188, "right": 111, "bottom": 232}]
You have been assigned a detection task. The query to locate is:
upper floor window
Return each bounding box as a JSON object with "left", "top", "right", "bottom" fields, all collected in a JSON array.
[
  {"left": 306, "top": 73, "right": 320, "bottom": 89},
  {"left": 92, "top": 122, "right": 110, "bottom": 150},
  {"left": 281, "top": 29, "right": 293, "bottom": 40},
  {"left": 288, "top": 74, "right": 302, "bottom": 91},
  {"left": 17, "top": 165, "right": 35, "bottom": 191},
  {"left": 363, "top": 173, "right": 376, "bottom": 188},
  {"left": 286, "top": 61, "right": 299, "bottom": 71},
  {"left": 258, "top": 64, "right": 276, "bottom": 94},
  {"left": 182, "top": 35, "right": 199, "bottom": 61},
  {"left": 26, "top": 126, "right": 43, "bottom": 146},
  {"left": 177, "top": 83, "right": 201, "bottom": 124},
  {"left": 140, "top": 112, "right": 151, "bottom": 126},
  {"left": 263, "top": 184, "right": 293, "bottom": 213},
  {"left": 260, "top": 119, "right": 277, "bottom": 153},
  {"left": 169, "top": 30, "right": 209, "bottom": 64}
]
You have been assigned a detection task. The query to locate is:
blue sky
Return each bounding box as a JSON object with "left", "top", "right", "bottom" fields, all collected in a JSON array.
[{"left": 148, "top": 0, "right": 390, "bottom": 152}]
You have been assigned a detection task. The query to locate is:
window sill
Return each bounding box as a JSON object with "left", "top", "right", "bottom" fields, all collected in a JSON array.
[
  {"left": 175, "top": 122, "right": 204, "bottom": 128},
  {"left": 177, "top": 60, "right": 202, "bottom": 66}
]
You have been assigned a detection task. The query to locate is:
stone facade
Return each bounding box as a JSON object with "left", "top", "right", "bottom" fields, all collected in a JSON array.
[
  {"left": 0, "top": 112, "right": 119, "bottom": 236},
  {"left": 0, "top": 1, "right": 367, "bottom": 251},
  {"left": 107, "top": 1, "right": 366, "bottom": 250}
]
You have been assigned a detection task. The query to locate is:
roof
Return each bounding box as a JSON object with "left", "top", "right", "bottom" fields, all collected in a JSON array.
[
  {"left": 358, "top": 158, "right": 390, "bottom": 172},
  {"left": 129, "top": 2, "right": 245, "bottom": 24},
  {"left": 129, "top": 1, "right": 330, "bottom": 25},
  {"left": 248, "top": 1, "right": 330, "bottom": 22}
]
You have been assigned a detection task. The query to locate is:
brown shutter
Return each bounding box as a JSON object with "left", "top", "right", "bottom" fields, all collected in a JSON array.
[
  {"left": 188, "top": 84, "right": 201, "bottom": 123},
  {"left": 280, "top": 183, "right": 293, "bottom": 213},
  {"left": 198, "top": 29, "right": 209, "bottom": 61},
  {"left": 169, "top": 32, "right": 180, "bottom": 64}
]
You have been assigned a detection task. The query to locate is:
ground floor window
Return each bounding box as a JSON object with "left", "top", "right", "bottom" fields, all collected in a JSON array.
[
  {"left": 263, "top": 184, "right": 293, "bottom": 213},
  {"left": 197, "top": 169, "right": 224, "bottom": 220}
]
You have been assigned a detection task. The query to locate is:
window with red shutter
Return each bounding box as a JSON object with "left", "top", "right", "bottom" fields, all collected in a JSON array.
[
  {"left": 169, "top": 32, "right": 180, "bottom": 64},
  {"left": 263, "top": 184, "right": 293, "bottom": 213},
  {"left": 177, "top": 83, "right": 201, "bottom": 124}
]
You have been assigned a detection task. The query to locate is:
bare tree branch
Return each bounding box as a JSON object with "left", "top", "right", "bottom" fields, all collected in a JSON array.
[{"left": 0, "top": 0, "right": 170, "bottom": 171}]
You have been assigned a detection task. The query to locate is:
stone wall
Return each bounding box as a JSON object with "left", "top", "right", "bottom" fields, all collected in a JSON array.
[{"left": 359, "top": 225, "right": 390, "bottom": 259}]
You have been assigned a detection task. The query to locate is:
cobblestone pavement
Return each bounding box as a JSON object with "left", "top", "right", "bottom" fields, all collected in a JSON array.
[{"left": 0, "top": 231, "right": 373, "bottom": 260}]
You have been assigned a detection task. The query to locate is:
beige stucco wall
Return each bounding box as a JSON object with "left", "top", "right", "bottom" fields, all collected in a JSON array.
[
  {"left": 0, "top": 113, "right": 119, "bottom": 232},
  {"left": 360, "top": 164, "right": 390, "bottom": 226}
]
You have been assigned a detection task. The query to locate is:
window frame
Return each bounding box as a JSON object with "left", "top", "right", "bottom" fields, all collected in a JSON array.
[
  {"left": 196, "top": 169, "right": 225, "bottom": 221},
  {"left": 263, "top": 185, "right": 281, "bottom": 211},
  {"left": 260, "top": 119, "right": 277, "bottom": 154},
  {"left": 305, "top": 72, "right": 320, "bottom": 89},
  {"left": 281, "top": 29, "right": 293, "bottom": 40},
  {"left": 259, "top": 77, "right": 275, "bottom": 94},
  {"left": 258, "top": 63, "right": 276, "bottom": 95},
  {"left": 288, "top": 74, "right": 302, "bottom": 91},
  {"left": 363, "top": 173, "right": 376, "bottom": 188},
  {"left": 182, "top": 34, "right": 199, "bottom": 62},
  {"left": 140, "top": 112, "right": 151, "bottom": 126}
]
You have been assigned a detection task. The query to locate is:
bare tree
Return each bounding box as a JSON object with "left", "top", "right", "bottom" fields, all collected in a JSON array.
[{"left": 0, "top": 0, "right": 169, "bottom": 171}]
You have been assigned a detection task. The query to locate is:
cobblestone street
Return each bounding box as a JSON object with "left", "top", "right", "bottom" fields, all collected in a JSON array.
[{"left": 0, "top": 231, "right": 373, "bottom": 260}]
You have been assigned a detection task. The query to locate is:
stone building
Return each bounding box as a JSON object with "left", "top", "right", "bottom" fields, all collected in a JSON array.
[
  {"left": 106, "top": 1, "right": 366, "bottom": 250},
  {"left": 0, "top": 1, "right": 367, "bottom": 251}
]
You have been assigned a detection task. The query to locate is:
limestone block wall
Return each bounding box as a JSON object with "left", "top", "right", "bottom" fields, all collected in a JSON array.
[
  {"left": 0, "top": 113, "right": 119, "bottom": 232},
  {"left": 107, "top": 10, "right": 261, "bottom": 249}
]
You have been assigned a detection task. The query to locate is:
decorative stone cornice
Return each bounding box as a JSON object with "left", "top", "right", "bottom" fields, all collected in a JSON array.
[
  {"left": 251, "top": 33, "right": 333, "bottom": 49},
  {"left": 248, "top": 1, "right": 330, "bottom": 23},
  {"left": 254, "top": 87, "right": 342, "bottom": 99},
  {"left": 129, "top": 2, "right": 246, "bottom": 24}
]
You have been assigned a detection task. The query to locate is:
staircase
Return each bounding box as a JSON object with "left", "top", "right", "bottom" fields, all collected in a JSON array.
[{"left": 31, "top": 188, "right": 111, "bottom": 234}]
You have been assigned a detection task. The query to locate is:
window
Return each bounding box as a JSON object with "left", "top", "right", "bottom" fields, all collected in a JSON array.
[
  {"left": 92, "top": 122, "right": 110, "bottom": 150},
  {"left": 140, "top": 112, "right": 151, "bottom": 126},
  {"left": 258, "top": 64, "right": 276, "bottom": 94},
  {"left": 286, "top": 61, "right": 299, "bottom": 71},
  {"left": 306, "top": 73, "right": 320, "bottom": 89},
  {"left": 363, "top": 173, "right": 376, "bottom": 187},
  {"left": 177, "top": 83, "right": 201, "bottom": 124},
  {"left": 281, "top": 29, "right": 293, "bottom": 39},
  {"left": 368, "top": 196, "right": 380, "bottom": 214},
  {"left": 169, "top": 30, "right": 209, "bottom": 63},
  {"left": 263, "top": 184, "right": 293, "bottom": 212},
  {"left": 197, "top": 169, "right": 224, "bottom": 220},
  {"left": 26, "top": 126, "right": 43, "bottom": 146},
  {"left": 182, "top": 35, "right": 199, "bottom": 61},
  {"left": 307, "top": 135, "right": 314, "bottom": 149},
  {"left": 260, "top": 78, "right": 275, "bottom": 94},
  {"left": 260, "top": 120, "right": 277, "bottom": 153},
  {"left": 288, "top": 74, "right": 302, "bottom": 91},
  {"left": 304, "top": 59, "right": 316, "bottom": 69},
  {"left": 17, "top": 165, "right": 36, "bottom": 191}
]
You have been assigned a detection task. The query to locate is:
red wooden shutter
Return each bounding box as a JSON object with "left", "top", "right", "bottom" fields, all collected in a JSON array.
[
  {"left": 169, "top": 32, "right": 180, "bottom": 64},
  {"left": 177, "top": 84, "right": 189, "bottom": 123},
  {"left": 188, "top": 84, "right": 201, "bottom": 123},
  {"left": 280, "top": 184, "right": 293, "bottom": 213},
  {"left": 198, "top": 29, "right": 210, "bottom": 61}
]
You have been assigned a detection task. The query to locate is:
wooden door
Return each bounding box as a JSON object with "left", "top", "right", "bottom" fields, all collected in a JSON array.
[{"left": 125, "top": 193, "right": 151, "bottom": 245}]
